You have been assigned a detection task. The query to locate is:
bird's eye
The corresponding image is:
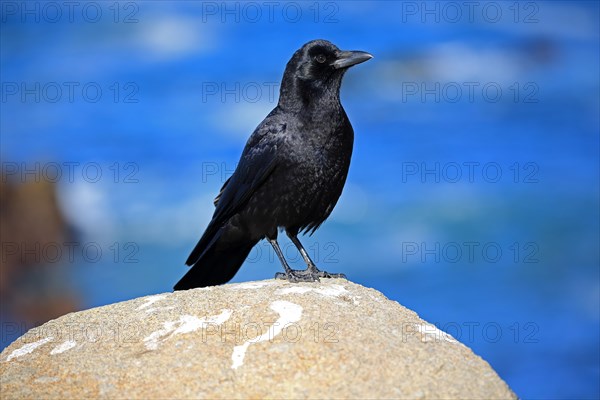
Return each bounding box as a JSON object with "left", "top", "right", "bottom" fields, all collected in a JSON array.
[{"left": 315, "top": 54, "right": 327, "bottom": 64}]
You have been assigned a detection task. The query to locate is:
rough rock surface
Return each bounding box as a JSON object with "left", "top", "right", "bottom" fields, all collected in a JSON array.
[{"left": 0, "top": 279, "right": 516, "bottom": 399}]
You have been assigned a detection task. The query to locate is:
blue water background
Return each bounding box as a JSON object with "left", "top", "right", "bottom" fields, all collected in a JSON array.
[{"left": 1, "top": 1, "right": 599, "bottom": 398}]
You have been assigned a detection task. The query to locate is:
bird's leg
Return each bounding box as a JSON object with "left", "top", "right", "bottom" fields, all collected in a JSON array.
[
  {"left": 287, "top": 233, "right": 347, "bottom": 280},
  {"left": 268, "top": 238, "right": 319, "bottom": 282}
]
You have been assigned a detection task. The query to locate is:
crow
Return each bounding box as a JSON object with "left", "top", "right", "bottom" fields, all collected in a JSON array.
[{"left": 174, "top": 39, "right": 372, "bottom": 290}]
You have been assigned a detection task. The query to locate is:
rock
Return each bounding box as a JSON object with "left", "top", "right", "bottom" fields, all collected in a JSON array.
[{"left": 0, "top": 279, "right": 516, "bottom": 399}]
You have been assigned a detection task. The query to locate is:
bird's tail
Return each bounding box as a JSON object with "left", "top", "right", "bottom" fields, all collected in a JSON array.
[{"left": 174, "top": 228, "right": 258, "bottom": 291}]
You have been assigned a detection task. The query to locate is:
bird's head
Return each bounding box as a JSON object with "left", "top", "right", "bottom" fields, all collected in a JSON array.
[{"left": 279, "top": 39, "right": 372, "bottom": 109}]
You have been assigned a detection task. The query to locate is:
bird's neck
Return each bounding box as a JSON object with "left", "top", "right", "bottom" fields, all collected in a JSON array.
[{"left": 278, "top": 77, "right": 343, "bottom": 113}]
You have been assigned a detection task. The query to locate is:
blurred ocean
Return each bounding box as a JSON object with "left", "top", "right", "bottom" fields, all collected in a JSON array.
[{"left": 1, "top": 1, "right": 599, "bottom": 398}]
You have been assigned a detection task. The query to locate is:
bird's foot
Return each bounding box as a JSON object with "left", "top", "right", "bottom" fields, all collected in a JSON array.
[
  {"left": 308, "top": 265, "right": 347, "bottom": 279},
  {"left": 315, "top": 270, "right": 347, "bottom": 279},
  {"left": 274, "top": 267, "right": 347, "bottom": 282},
  {"left": 274, "top": 269, "right": 320, "bottom": 283}
]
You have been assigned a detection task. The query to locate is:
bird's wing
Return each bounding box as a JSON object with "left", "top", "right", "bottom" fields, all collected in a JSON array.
[
  {"left": 213, "top": 176, "right": 231, "bottom": 207},
  {"left": 186, "top": 119, "right": 281, "bottom": 266},
  {"left": 211, "top": 110, "right": 286, "bottom": 220},
  {"left": 211, "top": 143, "right": 278, "bottom": 223}
]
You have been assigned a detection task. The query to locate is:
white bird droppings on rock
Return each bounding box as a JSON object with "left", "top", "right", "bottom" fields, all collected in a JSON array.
[
  {"left": 232, "top": 281, "right": 277, "bottom": 290},
  {"left": 276, "top": 283, "right": 348, "bottom": 297},
  {"left": 6, "top": 336, "right": 54, "bottom": 361},
  {"left": 231, "top": 300, "right": 303, "bottom": 369},
  {"left": 136, "top": 294, "right": 168, "bottom": 311},
  {"left": 50, "top": 340, "right": 77, "bottom": 355},
  {"left": 143, "top": 309, "right": 232, "bottom": 350},
  {"left": 417, "top": 323, "right": 459, "bottom": 344}
]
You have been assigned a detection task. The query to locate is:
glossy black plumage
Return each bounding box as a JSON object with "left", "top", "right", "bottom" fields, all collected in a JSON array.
[{"left": 174, "top": 39, "right": 372, "bottom": 290}]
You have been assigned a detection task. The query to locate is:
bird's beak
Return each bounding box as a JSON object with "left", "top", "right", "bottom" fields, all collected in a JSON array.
[{"left": 332, "top": 50, "right": 373, "bottom": 69}]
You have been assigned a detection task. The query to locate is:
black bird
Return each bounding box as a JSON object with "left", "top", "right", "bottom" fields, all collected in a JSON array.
[{"left": 174, "top": 39, "right": 372, "bottom": 290}]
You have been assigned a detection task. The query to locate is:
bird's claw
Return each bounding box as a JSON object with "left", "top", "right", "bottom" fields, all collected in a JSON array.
[
  {"left": 316, "top": 271, "right": 347, "bottom": 279},
  {"left": 274, "top": 270, "right": 320, "bottom": 282},
  {"left": 274, "top": 269, "right": 347, "bottom": 282}
]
